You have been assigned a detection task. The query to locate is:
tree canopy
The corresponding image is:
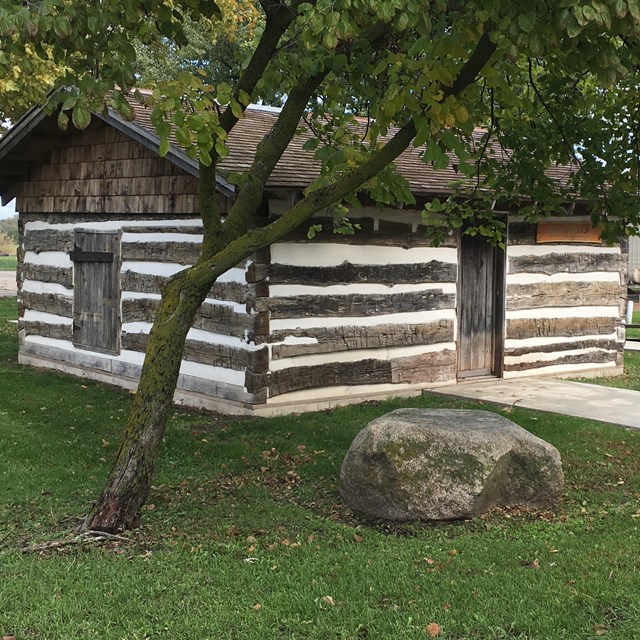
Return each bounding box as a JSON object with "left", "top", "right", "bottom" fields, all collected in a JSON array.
[{"left": 3, "top": 0, "right": 640, "bottom": 531}]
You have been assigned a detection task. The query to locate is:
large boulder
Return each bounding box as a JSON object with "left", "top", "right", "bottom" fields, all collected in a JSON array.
[{"left": 340, "top": 409, "right": 563, "bottom": 521}]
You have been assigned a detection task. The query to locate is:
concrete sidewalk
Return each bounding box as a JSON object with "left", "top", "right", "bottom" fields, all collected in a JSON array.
[
  {"left": 0, "top": 271, "right": 16, "bottom": 298},
  {"left": 425, "top": 377, "right": 640, "bottom": 429}
]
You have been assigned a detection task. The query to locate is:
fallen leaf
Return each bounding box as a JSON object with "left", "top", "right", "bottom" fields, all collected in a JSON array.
[
  {"left": 101, "top": 439, "right": 109, "bottom": 447},
  {"left": 246, "top": 535, "right": 257, "bottom": 544},
  {"left": 443, "top": 602, "right": 451, "bottom": 611},
  {"left": 424, "top": 557, "right": 435, "bottom": 565},
  {"left": 297, "top": 444, "right": 306, "bottom": 451},
  {"left": 3, "top": 636, "right": 17, "bottom": 640},
  {"left": 594, "top": 624, "right": 607, "bottom": 635},
  {"left": 253, "top": 603, "right": 262, "bottom": 611},
  {"left": 322, "top": 595, "right": 335, "bottom": 606},
  {"left": 449, "top": 549, "right": 457, "bottom": 556},
  {"left": 532, "top": 559, "right": 540, "bottom": 570},
  {"left": 146, "top": 503, "right": 156, "bottom": 510},
  {"left": 307, "top": 535, "right": 315, "bottom": 544},
  {"left": 80, "top": 384, "right": 88, "bottom": 389},
  {"left": 426, "top": 622, "right": 441, "bottom": 637},
  {"left": 353, "top": 534, "right": 364, "bottom": 543},
  {"left": 247, "top": 544, "right": 256, "bottom": 553},
  {"left": 280, "top": 538, "right": 290, "bottom": 546}
]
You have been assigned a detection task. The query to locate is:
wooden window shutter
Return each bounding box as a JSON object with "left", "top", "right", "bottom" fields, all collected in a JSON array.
[{"left": 71, "top": 229, "right": 121, "bottom": 354}]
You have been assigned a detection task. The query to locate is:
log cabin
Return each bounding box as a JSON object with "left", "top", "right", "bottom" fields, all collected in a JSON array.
[{"left": 0, "top": 98, "right": 628, "bottom": 415}]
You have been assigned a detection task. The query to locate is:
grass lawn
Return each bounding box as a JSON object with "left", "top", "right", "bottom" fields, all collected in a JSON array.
[
  {"left": 0, "top": 254, "right": 17, "bottom": 270},
  {"left": 1, "top": 298, "right": 640, "bottom": 639}
]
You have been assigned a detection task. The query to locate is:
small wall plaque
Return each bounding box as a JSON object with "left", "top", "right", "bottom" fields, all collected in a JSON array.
[{"left": 536, "top": 221, "right": 602, "bottom": 244}]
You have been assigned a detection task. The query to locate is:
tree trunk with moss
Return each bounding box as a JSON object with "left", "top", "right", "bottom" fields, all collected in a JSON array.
[{"left": 83, "top": 30, "right": 496, "bottom": 533}]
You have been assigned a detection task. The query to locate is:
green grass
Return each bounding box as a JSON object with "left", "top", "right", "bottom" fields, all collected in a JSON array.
[
  {"left": 1, "top": 298, "right": 640, "bottom": 639},
  {"left": 0, "top": 255, "right": 17, "bottom": 270}
]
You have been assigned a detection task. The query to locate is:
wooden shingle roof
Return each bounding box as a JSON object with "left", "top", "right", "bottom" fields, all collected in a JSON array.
[{"left": 0, "top": 94, "right": 576, "bottom": 204}]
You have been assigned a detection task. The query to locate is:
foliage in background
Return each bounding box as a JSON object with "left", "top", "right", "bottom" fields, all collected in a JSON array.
[{"left": 0, "top": 215, "right": 18, "bottom": 244}]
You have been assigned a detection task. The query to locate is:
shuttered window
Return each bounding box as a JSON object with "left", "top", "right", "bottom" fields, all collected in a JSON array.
[{"left": 70, "top": 229, "right": 121, "bottom": 354}]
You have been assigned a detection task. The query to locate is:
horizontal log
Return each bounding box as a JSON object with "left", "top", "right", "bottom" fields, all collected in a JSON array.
[
  {"left": 505, "top": 339, "right": 620, "bottom": 357},
  {"left": 506, "top": 316, "right": 618, "bottom": 340},
  {"left": 18, "top": 291, "right": 73, "bottom": 317},
  {"left": 23, "top": 229, "right": 74, "bottom": 253},
  {"left": 509, "top": 252, "right": 624, "bottom": 275},
  {"left": 122, "top": 332, "right": 265, "bottom": 370},
  {"left": 504, "top": 349, "right": 617, "bottom": 372},
  {"left": 270, "top": 320, "right": 454, "bottom": 359},
  {"left": 268, "top": 359, "right": 393, "bottom": 397},
  {"left": 19, "top": 320, "right": 73, "bottom": 340},
  {"left": 20, "top": 213, "right": 199, "bottom": 225},
  {"left": 121, "top": 225, "right": 203, "bottom": 234},
  {"left": 122, "top": 241, "right": 201, "bottom": 264},
  {"left": 263, "top": 290, "right": 456, "bottom": 319},
  {"left": 507, "top": 222, "right": 536, "bottom": 245},
  {"left": 122, "top": 297, "right": 254, "bottom": 338},
  {"left": 390, "top": 349, "right": 457, "bottom": 384},
  {"left": 269, "top": 260, "right": 457, "bottom": 287},
  {"left": 20, "top": 263, "right": 73, "bottom": 287},
  {"left": 121, "top": 270, "right": 249, "bottom": 303},
  {"left": 282, "top": 217, "right": 438, "bottom": 247},
  {"left": 506, "top": 281, "right": 623, "bottom": 311}
]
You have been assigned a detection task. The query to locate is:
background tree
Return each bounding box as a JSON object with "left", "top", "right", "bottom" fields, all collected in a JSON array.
[
  {"left": 0, "top": 215, "right": 18, "bottom": 245},
  {"left": 2, "top": 0, "right": 640, "bottom": 532}
]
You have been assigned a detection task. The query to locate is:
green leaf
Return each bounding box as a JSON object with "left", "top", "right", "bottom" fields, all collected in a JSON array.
[
  {"left": 518, "top": 13, "right": 534, "bottom": 33},
  {"left": 71, "top": 106, "right": 91, "bottom": 130},
  {"left": 57, "top": 110, "right": 69, "bottom": 131},
  {"left": 159, "top": 138, "right": 170, "bottom": 157},
  {"left": 303, "top": 137, "right": 320, "bottom": 151}
]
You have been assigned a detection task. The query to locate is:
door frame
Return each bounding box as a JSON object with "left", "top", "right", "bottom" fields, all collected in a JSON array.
[{"left": 456, "top": 228, "right": 506, "bottom": 379}]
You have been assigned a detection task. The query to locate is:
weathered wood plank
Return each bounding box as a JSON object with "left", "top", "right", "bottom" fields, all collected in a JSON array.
[
  {"left": 18, "top": 291, "right": 73, "bottom": 317},
  {"left": 20, "top": 213, "right": 198, "bottom": 225},
  {"left": 505, "top": 339, "right": 620, "bottom": 357},
  {"left": 390, "top": 349, "right": 457, "bottom": 384},
  {"left": 509, "top": 252, "right": 624, "bottom": 275},
  {"left": 19, "top": 320, "right": 73, "bottom": 340},
  {"left": 507, "top": 222, "right": 537, "bottom": 245},
  {"left": 269, "top": 261, "right": 457, "bottom": 287},
  {"left": 20, "top": 263, "right": 73, "bottom": 287},
  {"left": 270, "top": 320, "right": 454, "bottom": 359},
  {"left": 121, "top": 225, "right": 203, "bottom": 235},
  {"left": 122, "top": 332, "right": 264, "bottom": 370},
  {"left": 504, "top": 349, "right": 617, "bottom": 372},
  {"left": 268, "top": 359, "right": 393, "bottom": 397},
  {"left": 121, "top": 241, "right": 201, "bottom": 264},
  {"left": 23, "top": 229, "right": 74, "bottom": 253},
  {"left": 263, "top": 290, "right": 456, "bottom": 318},
  {"left": 122, "top": 297, "right": 254, "bottom": 338},
  {"left": 506, "top": 281, "right": 623, "bottom": 311},
  {"left": 281, "top": 218, "right": 437, "bottom": 247},
  {"left": 121, "top": 270, "right": 249, "bottom": 303},
  {"left": 506, "top": 316, "right": 618, "bottom": 340}
]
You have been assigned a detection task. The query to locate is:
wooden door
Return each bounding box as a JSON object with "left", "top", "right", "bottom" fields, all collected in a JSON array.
[
  {"left": 71, "top": 229, "right": 121, "bottom": 354},
  {"left": 457, "top": 232, "right": 505, "bottom": 378}
]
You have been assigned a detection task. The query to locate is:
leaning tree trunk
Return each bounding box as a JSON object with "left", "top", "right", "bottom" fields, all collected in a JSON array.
[{"left": 83, "top": 266, "right": 215, "bottom": 533}]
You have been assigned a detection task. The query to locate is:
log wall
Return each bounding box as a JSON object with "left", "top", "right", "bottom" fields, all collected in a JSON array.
[
  {"left": 261, "top": 209, "right": 459, "bottom": 400},
  {"left": 504, "top": 223, "right": 625, "bottom": 377},
  {"left": 17, "top": 213, "right": 265, "bottom": 405}
]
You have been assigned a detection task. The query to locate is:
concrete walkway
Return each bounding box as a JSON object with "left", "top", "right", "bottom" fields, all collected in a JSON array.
[
  {"left": 426, "top": 376, "right": 640, "bottom": 429},
  {"left": 0, "top": 271, "right": 16, "bottom": 298}
]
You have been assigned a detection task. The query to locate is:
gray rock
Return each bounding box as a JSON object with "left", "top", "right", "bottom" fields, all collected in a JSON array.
[{"left": 340, "top": 409, "right": 564, "bottom": 521}]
